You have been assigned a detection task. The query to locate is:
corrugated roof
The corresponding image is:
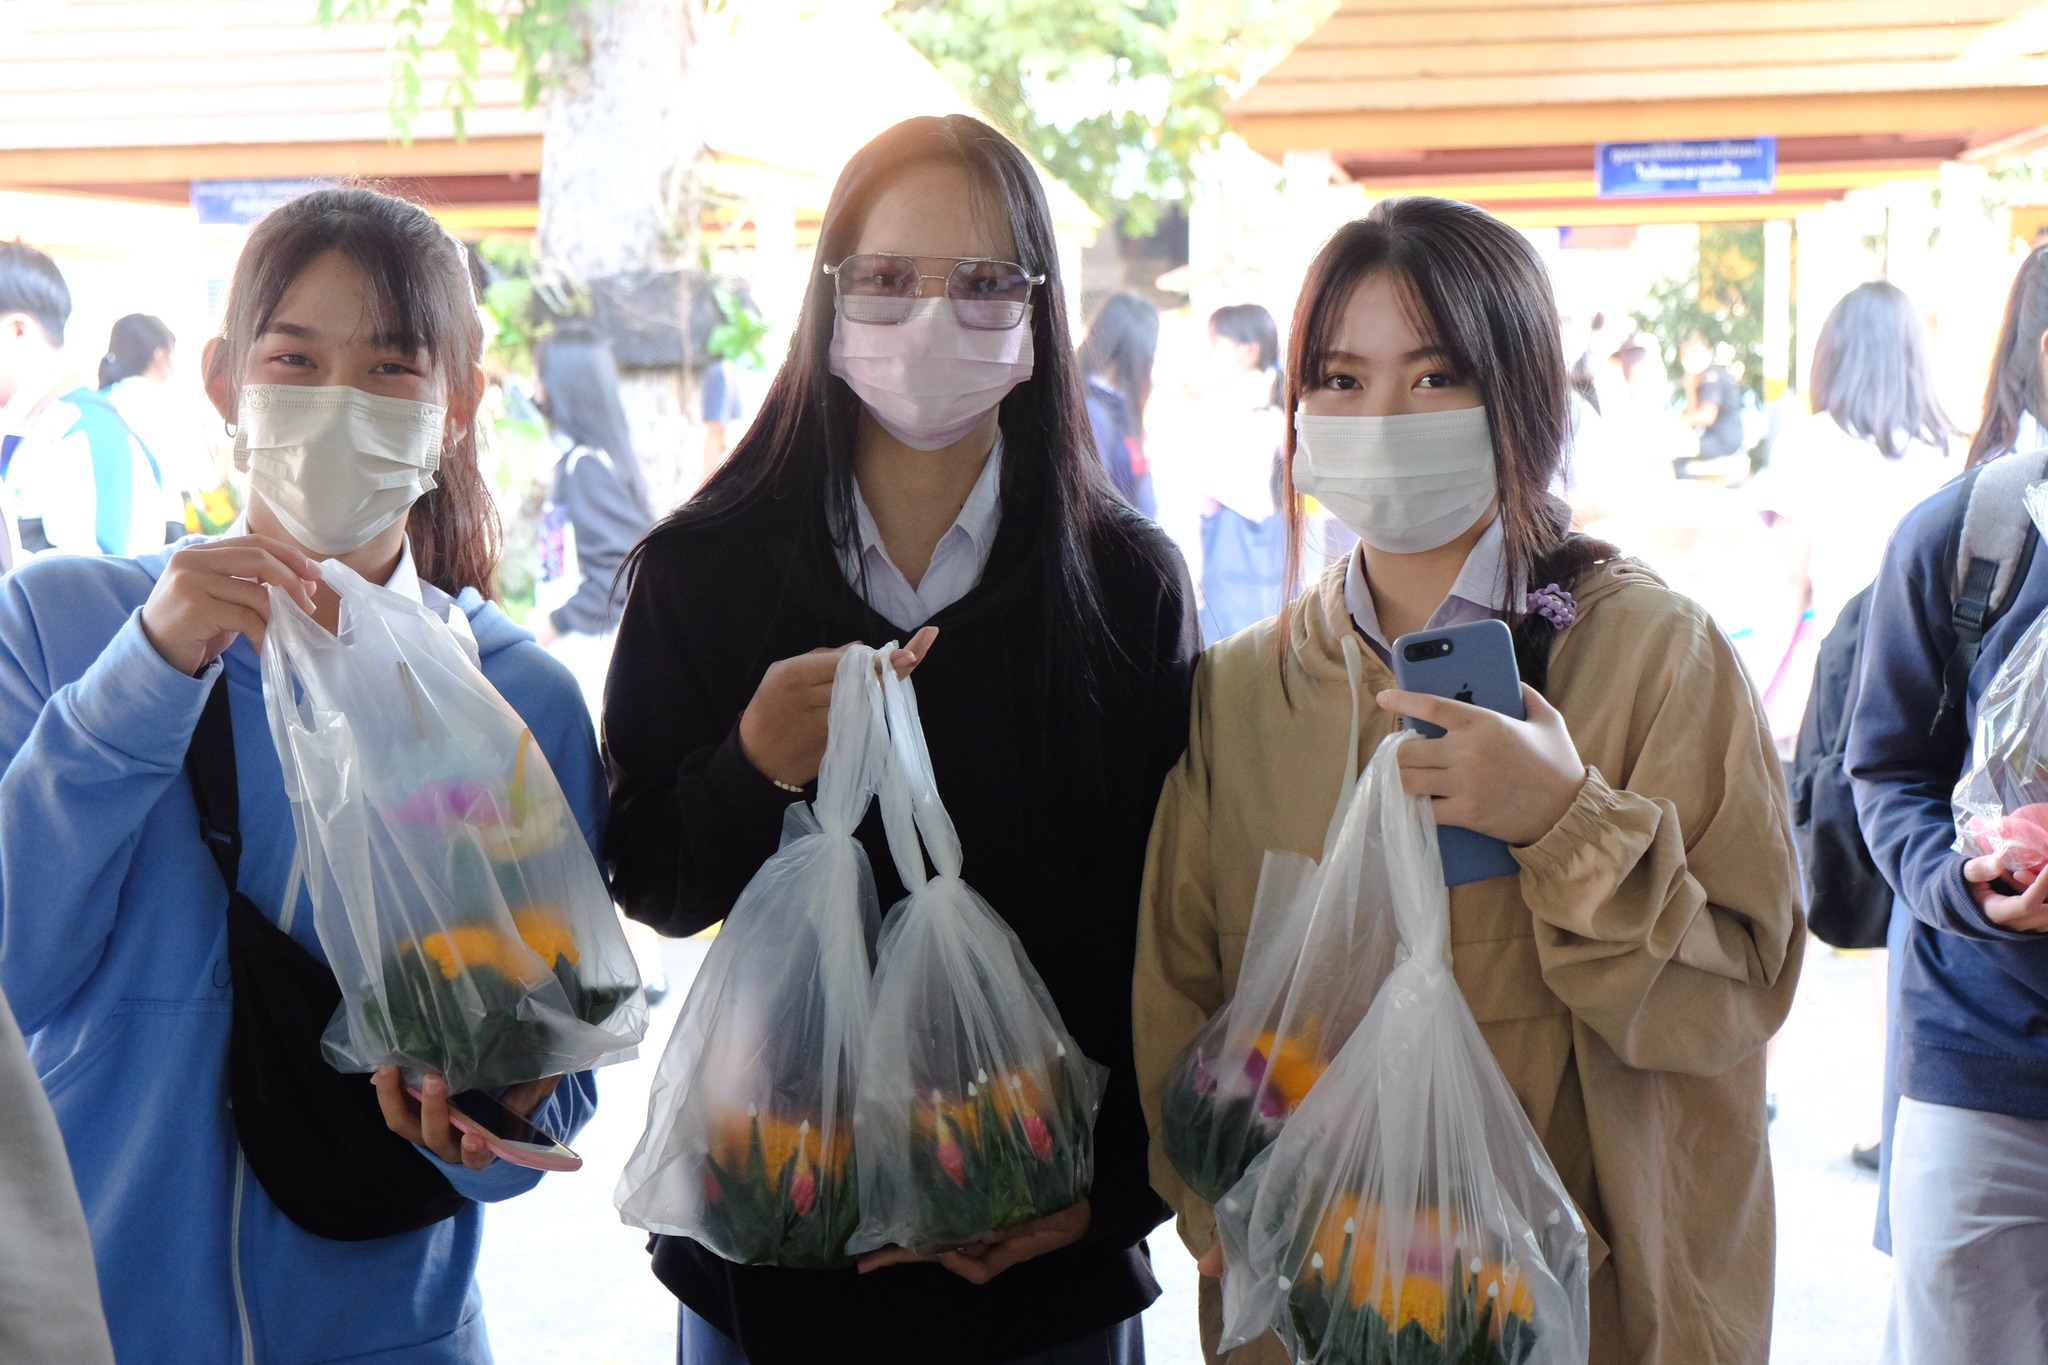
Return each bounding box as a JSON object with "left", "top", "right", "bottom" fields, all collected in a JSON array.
[{"left": 1229, "top": 0, "right": 2048, "bottom": 161}]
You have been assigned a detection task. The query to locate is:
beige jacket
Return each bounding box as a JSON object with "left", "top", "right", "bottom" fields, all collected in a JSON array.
[{"left": 1134, "top": 558, "right": 1804, "bottom": 1365}]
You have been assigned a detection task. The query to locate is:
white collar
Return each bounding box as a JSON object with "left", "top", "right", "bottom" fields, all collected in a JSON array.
[
  {"left": 1345, "top": 515, "right": 1512, "bottom": 650},
  {"left": 852, "top": 432, "right": 1005, "bottom": 563}
]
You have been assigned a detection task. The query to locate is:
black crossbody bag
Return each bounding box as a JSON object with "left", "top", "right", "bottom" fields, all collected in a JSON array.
[{"left": 186, "top": 676, "right": 468, "bottom": 1241}]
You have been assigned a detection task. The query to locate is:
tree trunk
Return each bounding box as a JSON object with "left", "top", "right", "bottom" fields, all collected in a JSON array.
[{"left": 536, "top": 0, "right": 704, "bottom": 513}]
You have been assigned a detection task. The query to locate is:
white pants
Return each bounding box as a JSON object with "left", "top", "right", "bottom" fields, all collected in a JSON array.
[{"left": 1883, "top": 1096, "right": 2048, "bottom": 1364}]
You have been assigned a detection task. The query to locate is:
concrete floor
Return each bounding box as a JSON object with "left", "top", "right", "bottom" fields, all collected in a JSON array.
[{"left": 474, "top": 936, "right": 1890, "bottom": 1364}]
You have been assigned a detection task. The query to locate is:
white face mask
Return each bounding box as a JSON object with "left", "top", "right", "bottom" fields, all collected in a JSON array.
[
  {"left": 1292, "top": 406, "right": 1497, "bottom": 554},
  {"left": 234, "top": 384, "right": 445, "bottom": 555}
]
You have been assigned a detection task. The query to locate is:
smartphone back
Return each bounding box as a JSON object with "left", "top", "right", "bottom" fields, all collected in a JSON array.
[{"left": 1390, "top": 618, "right": 1524, "bottom": 887}]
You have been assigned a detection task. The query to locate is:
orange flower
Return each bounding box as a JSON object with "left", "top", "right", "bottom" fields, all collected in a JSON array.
[
  {"left": 1248, "top": 1032, "right": 1325, "bottom": 1112},
  {"left": 1375, "top": 1275, "right": 1446, "bottom": 1341},
  {"left": 408, "top": 925, "right": 554, "bottom": 985},
  {"left": 1480, "top": 1262, "right": 1536, "bottom": 1334},
  {"left": 712, "top": 1109, "right": 850, "bottom": 1180},
  {"left": 511, "top": 906, "right": 580, "bottom": 967}
]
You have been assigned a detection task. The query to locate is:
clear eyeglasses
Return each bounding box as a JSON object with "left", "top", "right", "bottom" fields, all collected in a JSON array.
[{"left": 823, "top": 253, "right": 1044, "bottom": 330}]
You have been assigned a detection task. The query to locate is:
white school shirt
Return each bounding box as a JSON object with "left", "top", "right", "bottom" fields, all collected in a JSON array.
[
  {"left": 1344, "top": 516, "right": 1514, "bottom": 662},
  {"left": 837, "top": 437, "right": 1003, "bottom": 633}
]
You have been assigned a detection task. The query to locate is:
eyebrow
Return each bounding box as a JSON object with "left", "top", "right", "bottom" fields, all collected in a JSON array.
[
  {"left": 259, "top": 321, "right": 421, "bottom": 351},
  {"left": 1323, "top": 346, "right": 1455, "bottom": 366}
]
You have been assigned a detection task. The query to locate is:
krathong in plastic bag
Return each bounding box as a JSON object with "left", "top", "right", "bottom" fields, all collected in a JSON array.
[
  {"left": 1956, "top": 482, "right": 2048, "bottom": 884},
  {"left": 848, "top": 664, "right": 1106, "bottom": 1255},
  {"left": 615, "top": 645, "right": 891, "bottom": 1267},
  {"left": 1216, "top": 732, "right": 1589, "bottom": 1365},
  {"left": 1160, "top": 648, "right": 1395, "bottom": 1201},
  {"left": 262, "top": 559, "right": 645, "bottom": 1094}
]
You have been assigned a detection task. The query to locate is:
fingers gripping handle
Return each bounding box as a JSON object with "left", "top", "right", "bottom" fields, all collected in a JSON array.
[
  {"left": 877, "top": 662, "right": 962, "bottom": 888},
  {"left": 813, "top": 645, "right": 888, "bottom": 836}
]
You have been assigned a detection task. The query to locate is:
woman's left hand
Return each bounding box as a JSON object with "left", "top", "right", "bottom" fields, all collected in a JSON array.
[
  {"left": 373, "top": 1068, "right": 562, "bottom": 1170},
  {"left": 855, "top": 1199, "right": 1090, "bottom": 1285},
  {"left": 1376, "top": 683, "right": 1587, "bottom": 848}
]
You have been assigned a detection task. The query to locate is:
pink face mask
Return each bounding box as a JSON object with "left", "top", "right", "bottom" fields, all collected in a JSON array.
[{"left": 828, "top": 298, "right": 1035, "bottom": 450}]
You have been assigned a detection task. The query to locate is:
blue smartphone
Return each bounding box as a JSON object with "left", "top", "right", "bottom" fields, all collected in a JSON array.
[{"left": 1391, "top": 618, "right": 1524, "bottom": 886}]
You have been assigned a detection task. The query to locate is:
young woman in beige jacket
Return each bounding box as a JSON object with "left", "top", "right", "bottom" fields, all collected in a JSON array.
[{"left": 1134, "top": 197, "right": 1805, "bottom": 1365}]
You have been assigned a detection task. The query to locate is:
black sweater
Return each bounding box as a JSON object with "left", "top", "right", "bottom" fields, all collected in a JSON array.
[{"left": 603, "top": 483, "right": 1198, "bottom": 1364}]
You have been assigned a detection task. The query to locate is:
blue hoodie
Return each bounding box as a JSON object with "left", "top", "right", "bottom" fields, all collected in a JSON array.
[
  {"left": 0, "top": 542, "right": 604, "bottom": 1365},
  {"left": 1848, "top": 481, "right": 2048, "bottom": 1119}
]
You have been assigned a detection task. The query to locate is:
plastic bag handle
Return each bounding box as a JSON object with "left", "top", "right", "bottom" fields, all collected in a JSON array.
[
  {"left": 877, "top": 662, "right": 962, "bottom": 886},
  {"left": 813, "top": 644, "right": 889, "bottom": 836},
  {"left": 258, "top": 580, "right": 327, "bottom": 802}
]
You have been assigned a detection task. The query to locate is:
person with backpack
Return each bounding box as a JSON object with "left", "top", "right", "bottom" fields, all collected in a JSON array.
[
  {"left": 1134, "top": 197, "right": 1804, "bottom": 1365},
  {"left": 0, "top": 188, "right": 603, "bottom": 1362},
  {"left": 1848, "top": 244, "right": 2048, "bottom": 1363},
  {"left": 0, "top": 244, "right": 178, "bottom": 561}
]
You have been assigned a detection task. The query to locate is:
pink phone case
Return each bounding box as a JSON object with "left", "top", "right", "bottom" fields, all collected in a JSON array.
[{"left": 404, "top": 1084, "right": 583, "bottom": 1172}]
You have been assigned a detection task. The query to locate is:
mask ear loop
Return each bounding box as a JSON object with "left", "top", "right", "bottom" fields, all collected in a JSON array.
[{"left": 1322, "top": 631, "right": 1367, "bottom": 859}]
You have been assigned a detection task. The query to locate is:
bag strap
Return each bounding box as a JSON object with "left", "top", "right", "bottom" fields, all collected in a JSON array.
[
  {"left": 1934, "top": 451, "right": 2048, "bottom": 735},
  {"left": 186, "top": 675, "right": 242, "bottom": 893}
]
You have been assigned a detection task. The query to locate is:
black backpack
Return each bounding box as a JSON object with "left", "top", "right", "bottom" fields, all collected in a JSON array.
[{"left": 1788, "top": 450, "right": 2047, "bottom": 949}]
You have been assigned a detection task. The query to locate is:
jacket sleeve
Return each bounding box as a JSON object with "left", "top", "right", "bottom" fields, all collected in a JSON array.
[
  {"left": 1845, "top": 496, "right": 2032, "bottom": 941},
  {"left": 1131, "top": 652, "right": 1226, "bottom": 1250},
  {"left": 603, "top": 544, "right": 799, "bottom": 937},
  {"left": 0, "top": 597, "right": 214, "bottom": 1034},
  {"left": 1512, "top": 595, "right": 1805, "bottom": 1076},
  {"left": 550, "top": 450, "right": 648, "bottom": 639},
  {"left": 422, "top": 1069, "right": 600, "bottom": 1202}
]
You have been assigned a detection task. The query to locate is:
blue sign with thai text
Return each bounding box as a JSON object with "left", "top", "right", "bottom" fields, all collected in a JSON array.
[
  {"left": 1595, "top": 138, "right": 1776, "bottom": 198},
  {"left": 190, "top": 179, "right": 334, "bottom": 226}
]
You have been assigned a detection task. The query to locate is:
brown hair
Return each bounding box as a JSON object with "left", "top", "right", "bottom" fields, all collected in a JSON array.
[
  {"left": 1968, "top": 246, "right": 2048, "bottom": 468},
  {"left": 205, "top": 187, "right": 499, "bottom": 597},
  {"left": 1283, "top": 197, "right": 1612, "bottom": 686}
]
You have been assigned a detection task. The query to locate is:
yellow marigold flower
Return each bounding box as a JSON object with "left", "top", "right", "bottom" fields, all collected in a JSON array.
[
  {"left": 512, "top": 906, "right": 580, "bottom": 967},
  {"left": 408, "top": 925, "right": 553, "bottom": 985},
  {"left": 1483, "top": 1263, "right": 1536, "bottom": 1332},
  {"left": 715, "top": 1110, "right": 850, "bottom": 1177},
  {"left": 1376, "top": 1274, "right": 1446, "bottom": 1341}
]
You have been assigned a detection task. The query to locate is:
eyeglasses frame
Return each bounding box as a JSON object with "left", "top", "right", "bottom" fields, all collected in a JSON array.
[{"left": 821, "top": 253, "right": 1046, "bottom": 329}]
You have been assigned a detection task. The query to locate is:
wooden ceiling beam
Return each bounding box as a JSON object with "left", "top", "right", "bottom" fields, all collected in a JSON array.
[{"left": 0, "top": 137, "right": 545, "bottom": 187}]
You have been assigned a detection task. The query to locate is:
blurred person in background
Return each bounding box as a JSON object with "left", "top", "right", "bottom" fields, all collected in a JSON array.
[
  {"left": 531, "top": 323, "right": 667, "bottom": 1001},
  {"left": 1677, "top": 331, "right": 1747, "bottom": 478},
  {"left": 1751, "top": 281, "right": 1957, "bottom": 745},
  {"left": 1848, "top": 243, "right": 2048, "bottom": 1365},
  {"left": 98, "top": 313, "right": 231, "bottom": 535},
  {"left": 1196, "top": 302, "right": 1288, "bottom": 641},
  {"left": 530, "top": 323, "right": 657, "bottom": 718},
  {"left": 0, "top": 243, "right": 174, "bottom": 561},
  {"left": 1078, "top": 290, "right": 1159, "bottom": 517}
]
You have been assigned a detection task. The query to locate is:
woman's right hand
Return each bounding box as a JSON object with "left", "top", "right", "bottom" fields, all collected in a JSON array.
[
  {"left": 140, "top": 535, "right": 320, "bottom": 677},
  {"left": 1964, "top": 853, "right": 2048, "bottom": 933},
  {"left": 738, "top": 627, "right": 937, "bottom": 787}
]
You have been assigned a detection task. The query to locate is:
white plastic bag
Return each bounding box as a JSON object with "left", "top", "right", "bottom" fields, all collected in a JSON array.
[
  {"left": 848, "top": 664, "right": 1106, "bottom": 1255},
  {"left": 1216, "top": 732, "right": 1589, "bottom": 1365},
  {"left": 1955, "top": 481, "right": 2048, "bottom": 884},
  {"left": 1159, "top": 741, "right": 1396, "bottom": 1202},
  {"left": 614, "top": 645, "right": 889, "bottom": 1267},
  {"left": 262, "top": 559, "right": 645, "bottom": 1094}
]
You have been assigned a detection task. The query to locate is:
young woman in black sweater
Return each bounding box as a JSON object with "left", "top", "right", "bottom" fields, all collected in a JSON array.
[{"left": 604, "top": 114, "right": 1198, "bottom": 1365}]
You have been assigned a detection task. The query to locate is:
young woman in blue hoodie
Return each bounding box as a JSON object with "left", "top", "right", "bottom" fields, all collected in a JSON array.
[
  {"left": 1849, "top": 245, "right": 2048, "bottom": 1364},
  {"left": 0, "top": 187, "right": 602, "bottom": 1364}
]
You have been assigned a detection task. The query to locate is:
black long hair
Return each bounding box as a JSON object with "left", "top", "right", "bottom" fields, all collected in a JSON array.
[
  {"left": 1077, "top": 290, "right": 1158, "bottom": 439},
  {"left": 535, "top": 323, "right": 654, "bottom": 520},
  {"left": 1283, "top": 197, "right": 1614, "bottom": 688},
  {"left": 1969, "top": 246, "right": 2048, "bottom": 468},
  {"left": 633, "top": 114, "right": 1147, "bottom": 709},
  {"left": 1808, "top": 281, "right": 1953, "bottom": 460},
  {"left": 99, "top": 313, "right": 174, "bottom": 390},
  {"left": 206, "top": 187, "right": 498, "bottom": 597}
]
